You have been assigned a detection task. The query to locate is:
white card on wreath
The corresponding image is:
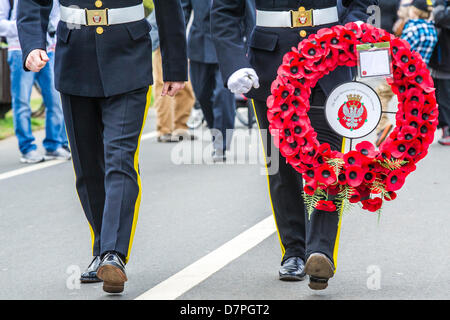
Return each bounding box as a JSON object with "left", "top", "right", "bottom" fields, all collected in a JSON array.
[{"left": 356, "top": 42, "right": 392, "bottom": 79}]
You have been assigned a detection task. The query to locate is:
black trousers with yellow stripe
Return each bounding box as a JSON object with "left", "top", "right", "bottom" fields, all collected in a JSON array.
[
  {"left": 252, "top": 86, "right": 343, "bottom": 267},
  {"left": 61, "top": 87, "right": 151, "bottom": 263}
]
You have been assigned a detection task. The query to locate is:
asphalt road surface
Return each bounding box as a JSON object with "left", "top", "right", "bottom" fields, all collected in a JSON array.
[{"left": 0, "top": 110, "right": 449, "bottom": 300}]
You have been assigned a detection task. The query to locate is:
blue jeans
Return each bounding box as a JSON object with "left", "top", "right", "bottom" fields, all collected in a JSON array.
[{"left": 8, "top": 50, "right": 68, "bottom": 154}]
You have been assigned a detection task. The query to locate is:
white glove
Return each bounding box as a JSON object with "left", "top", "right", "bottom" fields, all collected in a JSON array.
[{"left": 227, "top": 68, "right": 260, "bottom": 94}]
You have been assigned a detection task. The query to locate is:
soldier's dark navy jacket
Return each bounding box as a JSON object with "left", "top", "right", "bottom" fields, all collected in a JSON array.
[
  {"left": 17, "top": 0, "right": 188, "bottom": 97},
  {"left": 212, "top": 0, "right": 378, "bottom": 101}
]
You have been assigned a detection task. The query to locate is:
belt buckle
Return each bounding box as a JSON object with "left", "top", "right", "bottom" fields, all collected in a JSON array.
[
  {"left": 85, "top": 8, "right": 108, "bottom": 26},
  {"left": 291, "top": 7, "right": 313, "bottom": 28}
]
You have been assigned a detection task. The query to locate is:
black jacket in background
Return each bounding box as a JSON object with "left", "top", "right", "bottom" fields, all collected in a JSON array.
[
  {"left": 17, "top": 0, "right": 188, "bottom": 97},
  {"left": 378, "top": 0, "right": 400, "bottom": 34},
  {"left": 429, "top": 0, "right": 450, "bottom": 73}
]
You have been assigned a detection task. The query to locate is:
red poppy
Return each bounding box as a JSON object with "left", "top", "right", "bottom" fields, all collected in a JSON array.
[
  {"left": 316, "top": 200, "right": 337, "bottom": 212},
  {"left": 345, "top": 165, "right": 365, "bottom": 187},
  {"left": 304, "top": 181, "right": 317, "bottom": 196},
  {"left": 400, "top": 162, "right": 417, "bottom": 175},
  {"left": 300, "top": 40, "right": 324, "bottom": 65},
  {"left": 344, "top": 22, "right": 363, "bottom": 38},
  {"left": 384, "top": 191, "right": 397, "bottom": 201},
  {"left": 404, "top": 138, "right": 423, "bottom": 161},
  {"left": 363, "top": 169, "right": 376, "bottom": 184},
  {"left": 387, "top": 139, "right": 411, "bottom": 159},
  {"left": 355, "top": 141, "right": 377, "bottom": 158},
  {"left": 328, "top": 183, "right": 341, "bottom": 196},
  {"left": 335, "top": 170, "right": 346, "bottom": 185},
  {"left": 349, "top": 188, "right": 361, "bottom": 203},
  {"left": 403, "top": 100, "right": 423, "bottom": 119},
  {"left": 386, "top": 170, "right": 406, "bottom": 191},
  {"left": 357, "top": 185, "right": 372, "bottom": 200},
  {"left": 280, "top": 138, "right": 300, "bottom": 157},
  {"left": 412, "top": 67, "right": 434, "bottom": 90},
  {"left": 344, "top": 150, "right": 368, "bottom": 167},
  {"left": 397, "top": 125, "right": 418, "bottom": 141},
  {"left": 315, "top": 164, "right": 337, "bottom": 186},
  {"left": 361, "top": 198, "right": 383, "bottom": 212},
  {"left": 267, "top": 112, "right": 284, "bottom": 130}
]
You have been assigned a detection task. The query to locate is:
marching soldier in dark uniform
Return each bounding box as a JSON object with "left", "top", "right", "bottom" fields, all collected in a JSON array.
[
  {"left": 17, "top": 0, "right": 187, "bottom": 293},
  {"left": 211, "top": 0, "right": 377, "bottom": 290}
]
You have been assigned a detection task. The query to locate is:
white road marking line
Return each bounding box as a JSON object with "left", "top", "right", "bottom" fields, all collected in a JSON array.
[
  {"left": 0, "top": 160, "right": 67, "bottom": 181},
  {"left": 135, "top": 215, "right": 276, "bottom": 300},
  {"left": 141, "top": 131, "right": 158, "bottom": 141},
  {"left": 0, "top": 131, "right": 158, "bottom": 182}
]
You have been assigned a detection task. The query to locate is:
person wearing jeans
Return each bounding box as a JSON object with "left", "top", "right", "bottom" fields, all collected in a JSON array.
[
  {"left": 8, "top": 50, "right": 69, "bottom": 160},
  {"left": 0, "top": 0, "right": 70, "bottom": 163}
]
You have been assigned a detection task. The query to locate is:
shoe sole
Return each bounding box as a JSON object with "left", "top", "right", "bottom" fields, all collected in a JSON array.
[
  {"left": 279, "top": 274, "right": 306, "bottom": 282},
  {"left": 97, "top": 265, "right": 127, "bottom": 293},
  {"left": 80, "top": 278, "right": 103, "bottom": 284},
  {"left": 44, "top": 155, "right": 71, "bottom": 161},
  {"left": 20, "top": 158, "right": 45, "bottom": 164},
  {"left": 438, "top": 141, "right": 450, "bottom": 146},
  {"left": 305, "top": 254, "right": 334, "bottom": 290},
  {"left": 376, "top": 124, "right": 393, "bottom": 147}
]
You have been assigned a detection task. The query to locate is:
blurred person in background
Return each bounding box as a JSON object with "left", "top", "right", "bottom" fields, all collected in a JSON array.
[
  {"left": 375, "top": 0, "right": 401, "bottom": 147},
  {"left": 148, "top": 11, "right": 196, "bottom": 143},
  {"left": 181, "top": 0, "right": 236, "bottom": 162},
  {"left": 380, "top": 0, "right": 401, "bottom": 34},
  {"left": 376, "top": 0, "right": 437, "bottom": 147},
  {"left": 429, "top": 0, "right": 450, "bottom": 145},
  {"left": 394, "top": 0, "right": 414, "bottom": 36},
  {"left": 0, "top": 0, "right": 70, "bottom": 163}
]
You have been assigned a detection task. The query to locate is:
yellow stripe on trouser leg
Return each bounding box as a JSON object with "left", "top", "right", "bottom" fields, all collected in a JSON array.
[
  {"left": 332, "top": 138, "right": 346, "bottom": 273},
  {"left": 125, "top": 86, "right": 152, "bottom": 264},
  {"left": 251, "top": 100, "right": 286, "bottom": 259}
]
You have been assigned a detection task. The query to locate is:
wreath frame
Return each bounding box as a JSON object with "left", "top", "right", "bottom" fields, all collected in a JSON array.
[{"left": 266, "top": 22, "right": 438, "bottom": 214}]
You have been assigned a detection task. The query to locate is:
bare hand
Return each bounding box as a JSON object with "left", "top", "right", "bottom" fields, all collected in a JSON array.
[
  {"left": 161, "top": 82, "right": 185, "bottom": 97},
  {"left": 25, "top": 49, "right": 49, "bottom": 72}
]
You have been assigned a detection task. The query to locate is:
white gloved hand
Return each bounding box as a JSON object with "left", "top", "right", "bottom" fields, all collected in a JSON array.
[{"left": 227, "top": 68, "right": 260, "bottom": 94}]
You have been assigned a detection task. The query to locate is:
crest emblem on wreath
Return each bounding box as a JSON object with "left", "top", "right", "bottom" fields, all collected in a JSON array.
[{"left": 338, "top": 94, "right": 368, "bottom": 131}]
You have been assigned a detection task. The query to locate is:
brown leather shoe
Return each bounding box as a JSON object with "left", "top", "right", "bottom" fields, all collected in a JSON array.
[
  {"left": 97, "top": 252, "right": 127, "bottom": 294},
  {"left": 304, "top": 253, "right": 335, "bottom": 290}
]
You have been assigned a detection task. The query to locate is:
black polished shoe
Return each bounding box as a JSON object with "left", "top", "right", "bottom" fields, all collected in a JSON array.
[
  {"left": 304, "top": 253, "right": 335, "bottom": 290},
  {"left": 96, "top": 252, "right": 127, "bottom": 294},
  {"left": 80, "top": 256, "right": 102, "bottom": 283},
  {"left": 279, "top": 257, "right": 306, "bottom": 281}
]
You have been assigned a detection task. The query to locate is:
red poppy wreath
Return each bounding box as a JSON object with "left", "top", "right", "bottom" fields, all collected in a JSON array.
[{"left": 266, "top": 22, "right": 438, "bottom": 215}]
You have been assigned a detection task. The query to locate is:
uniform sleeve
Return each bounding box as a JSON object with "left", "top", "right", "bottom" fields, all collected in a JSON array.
[
  {"left": 210, "top": 0, "right": 252, "bottom": 85},
  {"left": 153, "top": 0, "right": 188, "bottom": 82},
  {"left": 340, "top": 0, "right": 379, "bottom": 23},
  {"left": 17, "top": 0, "right": 53, "bottom": 70}
]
